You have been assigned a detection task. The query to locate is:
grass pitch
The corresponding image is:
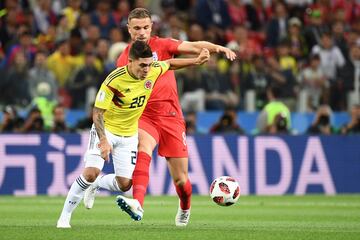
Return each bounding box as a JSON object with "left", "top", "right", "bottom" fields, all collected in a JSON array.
[{"left": 0, "top": 195, "right": 359, "bottom": 240}]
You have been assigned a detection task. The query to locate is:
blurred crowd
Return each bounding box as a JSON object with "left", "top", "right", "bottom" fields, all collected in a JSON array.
[
  {"left": 185, "top": 86, "right": 360, "bottom": 135},
  {"left": 0, "top": 0, "right": 360, "bottom": 134}
]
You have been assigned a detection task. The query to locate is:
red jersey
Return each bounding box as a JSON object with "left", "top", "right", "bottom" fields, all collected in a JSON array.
[{"left": 117, "top": 36, "right": 183, "bottom": 119}]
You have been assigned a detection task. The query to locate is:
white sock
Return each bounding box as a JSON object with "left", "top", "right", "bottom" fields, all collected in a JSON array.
[
  {"left": 96, "top": 174, "right": 121, "bottom": 192},
  {"left": 59, "top": 175, "right": 91, "bottom": 219}
]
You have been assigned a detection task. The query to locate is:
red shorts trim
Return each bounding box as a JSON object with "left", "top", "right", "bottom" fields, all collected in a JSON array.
[{"left": 139, "top": 115, "right": 188, "bottom": 158}]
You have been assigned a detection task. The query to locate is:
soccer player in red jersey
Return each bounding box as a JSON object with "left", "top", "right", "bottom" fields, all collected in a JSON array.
[
  {"left": 119, "top": 8, "right": 236, "bottom": 226},
  {"left": 85, "top": 8, "right": 236, "bottom": 226}
]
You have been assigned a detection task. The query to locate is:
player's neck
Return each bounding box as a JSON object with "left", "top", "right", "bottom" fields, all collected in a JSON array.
[{"left": 127, "top": 65, "right": 139, "bottom": 80}]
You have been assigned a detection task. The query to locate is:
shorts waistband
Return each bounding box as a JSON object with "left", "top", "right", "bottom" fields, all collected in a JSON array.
[{"left": 113, "top": 134, "right": 132, "bottom": 138}]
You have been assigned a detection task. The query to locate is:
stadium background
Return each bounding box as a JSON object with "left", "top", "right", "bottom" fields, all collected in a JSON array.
[
  {"left": 0, "top": 1, "right": 360, "bottom": 239},
  {"left": 1, "top": 0, "right": 359, "bottom": 196}
]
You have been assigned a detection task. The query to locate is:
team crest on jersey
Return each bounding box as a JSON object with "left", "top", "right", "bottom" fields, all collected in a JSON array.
[
  {"left": 144, "top": 80, "right": 153, "bottom": 90},
  {"left": 152, "top": 52, "right": 158, "bottom": 61}
]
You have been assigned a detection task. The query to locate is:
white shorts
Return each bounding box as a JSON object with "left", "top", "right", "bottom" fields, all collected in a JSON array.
[{"left": 84, "top": 124, "right": 138, "bottom": 179}]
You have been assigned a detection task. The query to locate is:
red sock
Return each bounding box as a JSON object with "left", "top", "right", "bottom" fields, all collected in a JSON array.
[
  {"left": 175, "top": 179, "right": 192, "bottom": 210},
  {"left": 132, "top": 151, "right": 151, "bottom": 207}
]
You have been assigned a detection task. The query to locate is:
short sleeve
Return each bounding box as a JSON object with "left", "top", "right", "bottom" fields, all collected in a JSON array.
[
  {"left": 159, "top": 38, "right": 182, "bottom": 55},
  {"left": 94, "top": 83, "right": 114, "bottom": 110}
]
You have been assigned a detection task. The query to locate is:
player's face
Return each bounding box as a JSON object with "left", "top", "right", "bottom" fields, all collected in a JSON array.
[
  {"left": 127, "top": 17, "right": 152, "bottom": 42},
  {"left": 129, "top": 57, "right": 153, "bottom": 80}
]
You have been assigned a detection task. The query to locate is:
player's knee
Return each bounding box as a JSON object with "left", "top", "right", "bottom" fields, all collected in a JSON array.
[
  {"left": 82, "top": 171, "right": 99, "bottom": 183},
  {"left": 138, "top": 137, "right": 156, "bottom": 154},
  {"left": 173, "top": 177, "right": 187, "bottom": 187},
  {"left": 120, "top": 185, "right": 131, "bottom": 192},
  {"left": 115, "top": 176, "right": 132, "bottom": 192},
  {"left": 82, "top": 167, "right": 100, "bottom": 182},
  {"left": 138, "top": 144, "right": 153, "bottom": 156}
]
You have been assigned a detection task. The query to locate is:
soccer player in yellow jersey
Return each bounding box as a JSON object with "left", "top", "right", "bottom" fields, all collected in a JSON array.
[{"left": 56, "top": 40, "right": 210, "bottom": 228}]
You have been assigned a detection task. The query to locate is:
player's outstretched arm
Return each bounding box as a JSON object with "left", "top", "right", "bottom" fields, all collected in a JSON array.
[
  {"left": 167, "top": 48, "right": 210, "bottom": 70},
  {"left": 92, "top": 107, "right": 112, "bottom": 161},
  {"left": 178, "top": 41, "right": 237, "bottom": 61}
]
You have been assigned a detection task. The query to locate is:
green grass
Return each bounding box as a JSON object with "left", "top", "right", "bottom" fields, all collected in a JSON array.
[{"left": 0, "top": 195, "right": 360, "bottom": 240}]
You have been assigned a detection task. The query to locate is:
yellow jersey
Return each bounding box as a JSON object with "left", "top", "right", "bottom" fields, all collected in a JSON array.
[{"left": 94, "top": 61, "right": 169, "bottom": 136}]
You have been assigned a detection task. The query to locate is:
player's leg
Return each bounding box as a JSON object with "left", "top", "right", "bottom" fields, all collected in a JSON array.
[
  {"left": 83, "top": 173, "right": 123, "bottom": 209},
  {"left": 167, "top": 157, "right": 191, "bottom": 210},
  {"left": 158, "top": 119, "right": 191, "bottom": 211},
  {"left": 58, "top": 125, "right": 106, "bottom": 228},
  {"left": 57, "top": 162, "right": 103, "bottom": 228},
  {"left": 167, "top": 157, "right": 192, "bottom": 227},
  {"left": 114, "top": 134, "right": 144, "bottom": 220},
  {"left": 89, "top": 174, "right": 132, "bottom": 192},
  {"left": 57, "top": 126, "right": 113, "bottom": 228},
  {"left": 131, "top": 119, "right": 159, "bottom": 206},
  {"left": 157, "top": 119, "right": 191, "bottom": 226},
  {"left": 84, "top": 175, "right": 133, "bottom": 209},
  {"left": 84, "top": 132, "right": 133, "bottom": 209}
]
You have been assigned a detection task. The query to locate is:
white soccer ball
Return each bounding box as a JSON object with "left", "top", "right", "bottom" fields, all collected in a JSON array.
[{"left": 209, "top": 176, "right": 240, "bottom": 206}]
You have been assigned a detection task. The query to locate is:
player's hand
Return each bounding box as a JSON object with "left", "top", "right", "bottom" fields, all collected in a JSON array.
[
  {"left": 99, "top": 137, "right": 112, "bottom": 161},
  {"left": 216, "top": 46, "right": 237, "bottom": 61},
  {"left": 197, "top": 48, "right": 210, "bottom": 65}
]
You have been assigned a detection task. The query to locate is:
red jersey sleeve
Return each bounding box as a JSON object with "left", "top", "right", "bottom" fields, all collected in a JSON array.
[{"left": 157, "top": 38, "right": 182, "bottom": 55}]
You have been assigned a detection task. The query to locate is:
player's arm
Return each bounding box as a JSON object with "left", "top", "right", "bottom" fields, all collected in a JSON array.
[
  {"left": 177, "top": 41, "right": 237, "bottom": 61},
  {"left": 93, "top": 78, "right": 116, "bottom": 162},
  {"left": 92, "top": 107, "right": 106, "bottom": 140},
  {"left": 92, "top": 106, "right": 112, "bottom": 161},
  {"left": 166, "top": 48, "right": 210, "bottom": 70},
  {"left": 93, "top": 107, "right": 111, "bottom": 161}
]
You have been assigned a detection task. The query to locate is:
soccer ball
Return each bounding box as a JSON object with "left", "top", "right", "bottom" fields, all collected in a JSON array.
[{"left": 209, "top": 176, "right": 240, "bottom": 206}]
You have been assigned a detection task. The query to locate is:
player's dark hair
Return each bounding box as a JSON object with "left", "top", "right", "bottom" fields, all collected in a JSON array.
[
  {"left": 129, "top": 40, "right": 153, "bottom": 60},
  {"left": 128, "top": 8, "right": 151, "bottom": 22}
]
